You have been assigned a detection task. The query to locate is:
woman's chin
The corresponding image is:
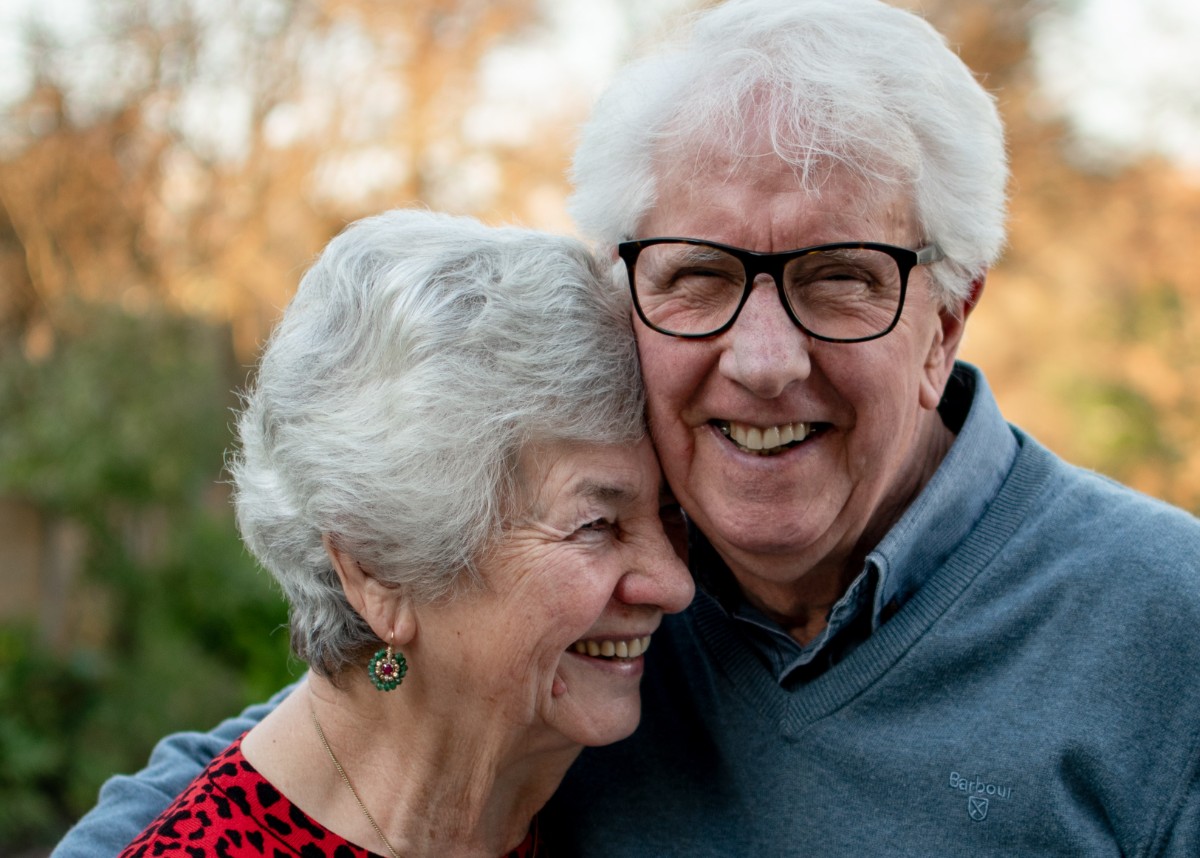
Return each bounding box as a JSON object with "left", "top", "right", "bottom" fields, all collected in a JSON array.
[
  {"left": 568, "top": 707, "right": 642, "bottom": 748},
  {"left": 547, "top": 655, "right": 645, "bottom": 747}
]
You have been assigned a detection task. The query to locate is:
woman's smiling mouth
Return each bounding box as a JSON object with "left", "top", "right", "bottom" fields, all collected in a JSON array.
[{"left": 569, "top": 635, "right": 652, "bottom": 659}]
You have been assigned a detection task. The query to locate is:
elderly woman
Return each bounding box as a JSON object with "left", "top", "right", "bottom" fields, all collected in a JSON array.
[{"left": 117, "top": 209, "right": 693, "bottom": 858}]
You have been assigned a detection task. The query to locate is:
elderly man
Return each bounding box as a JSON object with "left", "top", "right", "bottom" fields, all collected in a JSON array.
[{"left": 55, "top": 0, "right": 1200, "bottom": 856}]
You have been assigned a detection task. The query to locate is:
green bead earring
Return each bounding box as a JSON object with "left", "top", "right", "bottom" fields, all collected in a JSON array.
[{"left": 368, "top": 641, "right": 407, "bottom": 692}]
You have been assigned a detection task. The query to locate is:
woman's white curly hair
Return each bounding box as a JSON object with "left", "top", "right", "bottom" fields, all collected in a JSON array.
[{"left": 229, "top": 209, "right": 645, "bottom": 676}]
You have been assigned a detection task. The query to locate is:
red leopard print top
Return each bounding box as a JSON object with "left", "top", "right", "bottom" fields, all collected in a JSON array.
[{"left": 118, "top": 736, "right": 541, "bottom": 857}]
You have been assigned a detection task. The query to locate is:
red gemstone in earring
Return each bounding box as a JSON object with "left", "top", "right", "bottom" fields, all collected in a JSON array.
[{"left": 368, "top": 645, "right": 406, "bottom": 691}]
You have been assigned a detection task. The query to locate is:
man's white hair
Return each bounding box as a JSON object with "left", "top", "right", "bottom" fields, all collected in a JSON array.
[{"left": 570, "top": 0, "right": 1009, "bottom": 305}]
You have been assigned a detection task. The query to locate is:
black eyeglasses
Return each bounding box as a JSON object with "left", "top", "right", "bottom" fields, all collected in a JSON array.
[{"left": 617, "top": 237, "right": 944, "bottom": 342}]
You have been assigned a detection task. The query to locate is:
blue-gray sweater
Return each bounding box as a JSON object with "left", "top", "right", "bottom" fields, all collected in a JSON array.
[{"left": 54, "top": 364, "right": 1200, "bottom": 857}]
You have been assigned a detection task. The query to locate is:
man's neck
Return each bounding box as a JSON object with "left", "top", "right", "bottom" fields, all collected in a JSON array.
[{"left": 716, "top": 412, "right": 958, "bottom": 646}]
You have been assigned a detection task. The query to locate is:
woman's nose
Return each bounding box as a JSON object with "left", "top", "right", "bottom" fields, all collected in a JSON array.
[{"left": 617, "top": 525, "right": 695, "bottom": 615}]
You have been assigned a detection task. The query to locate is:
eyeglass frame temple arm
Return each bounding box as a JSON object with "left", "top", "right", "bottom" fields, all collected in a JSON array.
[{"left": 915, "top": 244, "right": 944, "bottom": 266}]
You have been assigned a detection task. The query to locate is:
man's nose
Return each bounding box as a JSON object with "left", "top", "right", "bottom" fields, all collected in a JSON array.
[{"left": 718, "top": 274, "right": 812, "bottom": 398}]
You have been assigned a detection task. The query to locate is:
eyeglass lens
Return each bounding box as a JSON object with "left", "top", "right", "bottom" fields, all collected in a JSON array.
[{"left": 631, "top": 243, "right": 904, "bottom": 340}]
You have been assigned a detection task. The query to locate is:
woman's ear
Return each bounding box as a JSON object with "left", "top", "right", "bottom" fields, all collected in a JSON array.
[{"left": 322, "top": 534, "right": 416, "bottom": 646}]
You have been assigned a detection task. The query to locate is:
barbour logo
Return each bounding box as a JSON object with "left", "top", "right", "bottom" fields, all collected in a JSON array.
[{"left": 948, "top": 771, "right": 1014, "bottom": 822}]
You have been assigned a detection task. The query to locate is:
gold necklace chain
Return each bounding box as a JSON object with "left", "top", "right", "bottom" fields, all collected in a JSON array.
[{"left": 309, "top": 698, "right": 401, "bottom": 858}]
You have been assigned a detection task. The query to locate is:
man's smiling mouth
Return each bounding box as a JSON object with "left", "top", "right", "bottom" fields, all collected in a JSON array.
[{"left": 715, "top": 420, "right": 822, "bottom": 456}]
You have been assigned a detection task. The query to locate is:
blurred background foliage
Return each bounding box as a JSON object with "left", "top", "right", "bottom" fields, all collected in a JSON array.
[{"left": 0, "top": 0, "right": 1198, "bottom": 852}]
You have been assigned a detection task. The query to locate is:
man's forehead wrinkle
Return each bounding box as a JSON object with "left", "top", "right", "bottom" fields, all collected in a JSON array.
[{"left": 656, "top": 159, "right": 887, "bottom": 229}]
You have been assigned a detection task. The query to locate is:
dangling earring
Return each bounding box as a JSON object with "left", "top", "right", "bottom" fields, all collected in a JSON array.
[{"left": 368, "top": 634, "right": 407, "bottom": 692}]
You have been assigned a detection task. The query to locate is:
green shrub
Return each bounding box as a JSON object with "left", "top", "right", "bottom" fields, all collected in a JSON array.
[{"left": 0, "top": 303, "right": 295, "bottom": 851}]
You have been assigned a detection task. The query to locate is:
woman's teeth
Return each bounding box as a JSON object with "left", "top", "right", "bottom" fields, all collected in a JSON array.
[
  {"left": 719, "top": 420, "right": 814, "bottom": 454},
  {"left": 570, "top": 635, "right": 652, "bottom": 659}
]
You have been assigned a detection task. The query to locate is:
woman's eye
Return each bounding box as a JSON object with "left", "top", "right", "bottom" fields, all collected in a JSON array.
[{"left": 577, "top": 518, "right": 616, "bottom": 536}]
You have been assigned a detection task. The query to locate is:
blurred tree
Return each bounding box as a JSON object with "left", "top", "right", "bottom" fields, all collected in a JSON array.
[
  {"left": 907, "top": 0, "right": 1200, "bottom": 514},
  {"left": 0, "top": 0, "right": 555, "bottom": 356}
]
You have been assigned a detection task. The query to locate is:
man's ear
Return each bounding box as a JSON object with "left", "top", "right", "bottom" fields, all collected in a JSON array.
[
  {"left": 322, "top": 534, "right": 416, "bottom": 646},
  {"left": 919, "top": 273, "right": 985, "bottom": 411},
  {"left": 964, "top": 275, "right": 986, "bottom": 316}
]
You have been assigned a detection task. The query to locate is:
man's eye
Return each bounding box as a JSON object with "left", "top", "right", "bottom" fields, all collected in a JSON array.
[{"left": 578, "top": 518, "right": 614, "bottom": 533}]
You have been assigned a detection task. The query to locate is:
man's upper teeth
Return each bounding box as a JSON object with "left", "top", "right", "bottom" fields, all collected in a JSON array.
[
  {"left": 571, "top": 635, "right": 652, "bottom": 658},
  {"left": 723, "top": 421, "right": 811, "bottom": 450}
]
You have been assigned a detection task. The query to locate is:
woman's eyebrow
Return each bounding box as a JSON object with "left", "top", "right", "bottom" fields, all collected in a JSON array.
[{"left": 573, "top": 480, "right": 636, "bottom": 506}]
